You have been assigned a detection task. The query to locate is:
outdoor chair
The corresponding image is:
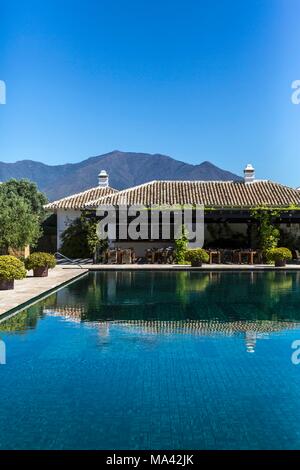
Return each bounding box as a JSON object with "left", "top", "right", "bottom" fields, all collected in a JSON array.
[
  {"left": 208, "top": 249, "right": 221, "bottom": 264},
  {"left": 293, "top": 250, "right": 300, "bottom": 264},
  {"left": 154, "top": 248, "right": 165, "bottom": 264},
  {"left": 160, "top": 249, "right": 169, "bottom": 264},
  {"left": 107, "top": 249, "right": 118, "bottom": 264},
  {"left": 129, "top": 248, "right": 137, "bottom": 264},
  {"left": 145, "top": 249, "right": 154, "bottom": 263},
  {"left": 121, "top": 249, "right": 133, "bottom": 264},
  {"left": 254, "top": 250, "right": 263, "bottom": 264},
  {"left": 165, "top": 247, "right": 175, "bottom": 264},
  {"left": 232, "top": 250, "right": 241, "bottom": 264}
]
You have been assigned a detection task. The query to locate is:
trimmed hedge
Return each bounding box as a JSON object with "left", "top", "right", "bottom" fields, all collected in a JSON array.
[
  {"left": 0, "top": 255, "right": 27, "bottom": 281},
  {"left": 25, "top": 252, "right": 56, "bottom": 270},
  {"left": 185, "top": 248, "right": 209, "bottom": 263},
  {"left": 267, "top": 247, "right": 292, "bottom": 263}
]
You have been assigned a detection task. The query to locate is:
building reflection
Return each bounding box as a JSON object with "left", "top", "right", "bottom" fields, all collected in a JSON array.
[
  {"left": 245, "top": 331, "right": 257, "bottom": 353},
  {"left": 43, "top": 305, "right": 300, "bottom": 353}
]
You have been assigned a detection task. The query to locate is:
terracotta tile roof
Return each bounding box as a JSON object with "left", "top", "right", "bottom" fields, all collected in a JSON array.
[
  {"left": 85, "top": 180, "right": 300, "bottom": 209},
  {"left": 44, "top": 186, "right": 118, "bottom": 210}
]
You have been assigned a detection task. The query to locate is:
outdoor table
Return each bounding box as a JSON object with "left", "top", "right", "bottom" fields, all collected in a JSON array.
[{"left": 237, "top": 250, "right": 257, "bottom": 264}]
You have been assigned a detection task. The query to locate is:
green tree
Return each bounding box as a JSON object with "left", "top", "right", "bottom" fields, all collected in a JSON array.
[
  {"left": 0, "top": 179, "right": 47, "bottom": 222},
  {"left": 0, "top": 192, "right": 42, "bottom": 253}
]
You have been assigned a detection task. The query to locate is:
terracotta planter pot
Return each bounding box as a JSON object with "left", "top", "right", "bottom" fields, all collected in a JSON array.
[
  {"left": 275, "top": 260, "right": 286, "bottom": 267},
  {"left": 0, "top": 279, "right": 14, "bottom": 290},
  {"left": 33, "top": 267, "right": 49, "bottom": 277},
  {"left": 191, "top": 260, "right": 202, "bottom": 267}
]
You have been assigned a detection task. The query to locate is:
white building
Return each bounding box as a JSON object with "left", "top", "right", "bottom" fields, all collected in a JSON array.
[{"left": 45, "top": 164, "right": 300, "bottom": 257}]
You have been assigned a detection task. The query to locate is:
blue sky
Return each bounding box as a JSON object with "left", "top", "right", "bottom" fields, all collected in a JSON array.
[{"left": 0, "top": 0, "right": 300, "bottom": 186}]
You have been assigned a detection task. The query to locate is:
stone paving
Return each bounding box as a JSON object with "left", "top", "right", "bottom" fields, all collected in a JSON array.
[{"left": 0, "top": 267, "right": 88, "bottom": 318}]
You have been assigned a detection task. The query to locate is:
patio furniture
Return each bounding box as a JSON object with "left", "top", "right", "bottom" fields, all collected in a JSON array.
[
  {"left": 254, "top": 250, "right": 263, "bottom": 264},
  {"left": 120, "top": 249, "right": 133, "bottom": 264},
  {"left": 165, "top": 247, "right": 175, "bottom": 264},
  {"left": 158, "top": 247, "right": 174, "bottom": 264},
  {"left": 145, "top": 247, "right": 175, "bottom": 264},
  {"left": 107, "top": 249, "right": 118, "bottom": 264},
  {"left": 235, "top": 250, "right": 257, "bottom": 265},
  {"left": 232, "top": 250, "right": 241, "bottom": 264},
  {"left": 154, "top": 248, "right": 164, "bottom": 264},
  {"left": 221, "top": 249, "right": 234, "bottom": 264},
  {"left": 130, "top": 248, "right": 138, "bottom": 264},
  {"left": 208, "top": 250, "right": 221, "bottom": 264},
  {"left": 145, "top": 249, "right": 155, "bottom": 264},
  {"left": 293, "top": 250, "right": 300, "bottom": 263}
]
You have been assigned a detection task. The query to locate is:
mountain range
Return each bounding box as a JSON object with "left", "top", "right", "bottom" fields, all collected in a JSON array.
[{"left": 0, "top": 150, "right": 242, "bottom": 201}]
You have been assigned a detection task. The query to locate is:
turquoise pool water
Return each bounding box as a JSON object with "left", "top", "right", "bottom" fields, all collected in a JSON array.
[{"left": 1, "top": 271, "right": 300, "bottom": 449}]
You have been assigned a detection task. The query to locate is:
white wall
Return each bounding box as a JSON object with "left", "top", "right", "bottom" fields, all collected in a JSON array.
[{"left": 57, "top": 209, "right": 82, "bottom": 249}]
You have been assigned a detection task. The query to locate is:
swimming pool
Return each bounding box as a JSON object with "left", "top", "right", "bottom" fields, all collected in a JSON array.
[{"left": 1, "top": 271, "right": 300, "bottom": 449}]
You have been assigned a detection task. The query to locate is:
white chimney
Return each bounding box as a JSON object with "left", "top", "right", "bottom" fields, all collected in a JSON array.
[
  {"left": 98, "top": 170, "right": 109, "bottom": 187},
  {"left": 244, "top": 164, "right": 255, "bottom": 183}
]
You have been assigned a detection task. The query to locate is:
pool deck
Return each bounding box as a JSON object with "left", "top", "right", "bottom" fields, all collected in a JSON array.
[
  {"left": 65, "top": 263, "right": 300, "bottom": 271},
  {"left": 0, "top": 267, "right": 88, "bottom": 319}
]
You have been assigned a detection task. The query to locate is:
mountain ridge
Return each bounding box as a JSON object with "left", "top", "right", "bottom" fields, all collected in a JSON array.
[{"left": 0, "top": 151, "right": 242, "bottom": 201}]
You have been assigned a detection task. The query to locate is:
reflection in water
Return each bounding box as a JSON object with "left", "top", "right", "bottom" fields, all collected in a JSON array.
[
  {"left": 0, "top": 292, "right": 56, "bottom": 334},
  {"left": 43, "top": 311, "right": 300, "bottom": 353},
  {"left": 2, "top": 271, "right": 300, "bottom": 354},
  {"left": 0, "top": 305, "right": 43, "bottom": 333},
  {"left": 245, "top": 331, "right": 257, "bottom": 353}
]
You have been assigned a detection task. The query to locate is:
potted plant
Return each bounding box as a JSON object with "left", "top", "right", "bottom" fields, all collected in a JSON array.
[
  {"left": 267, "top": 247, "right": 292, "bottom": 267},
  {"left": 25, "top": 252, "right": 56, "bottom": 277},
  {"left": 0, "top": 255, "right": 27, "bottom": 290},
  {"left": 185, "top": 248, "right": 209, "bottom": 267}
]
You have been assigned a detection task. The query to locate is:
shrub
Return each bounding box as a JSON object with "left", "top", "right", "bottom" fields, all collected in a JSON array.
[
  {"left": 174, "top": 226, "right": 188, "bottom": 264},
  {"left": 186, "top": 248, "right": 209, "bottom": 264},
  {"left": 267, "top": 247, "right": 292, "bottom": 263},
  {"left": 251, "top": 208, "right": 280, "bottom": 257},
  {"left": 0, "top": 256, "right": 27, "bottom": 280},
  {"left": 25, "top": 252, "right": 56, "bottom": 270}
]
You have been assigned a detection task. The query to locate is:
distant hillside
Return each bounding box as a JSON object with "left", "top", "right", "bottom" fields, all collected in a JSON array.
[{"left": 0, "top": 150, "right": 242, "bottom": 201}]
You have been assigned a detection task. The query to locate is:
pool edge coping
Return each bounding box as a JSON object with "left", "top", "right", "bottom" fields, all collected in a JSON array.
[
  {"left": 86, "top": 265, "right": 300, "bottom": 272},
  {"left": 0, "top": 270, "right": 88, "bottom": 322}
]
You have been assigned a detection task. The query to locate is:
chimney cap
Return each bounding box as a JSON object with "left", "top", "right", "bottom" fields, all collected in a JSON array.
[
  {"left": 244, "top": 163, "right": 254, "bottom": 171},
  {"left": 243, "top": 163, "right": 255, "bottom": 183},
  {"left": 98, "top": 169, "right": 109, "bottom": 187}
]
